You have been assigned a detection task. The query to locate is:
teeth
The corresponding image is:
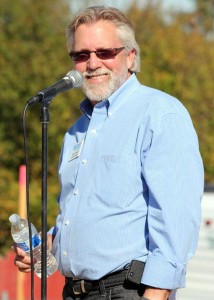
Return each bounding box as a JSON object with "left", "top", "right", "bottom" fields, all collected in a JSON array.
[{"left": 87, "top": 74, "right": 107, "bottom": 78}]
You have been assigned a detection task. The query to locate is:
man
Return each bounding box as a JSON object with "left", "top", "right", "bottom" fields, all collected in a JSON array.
[{"left": 14, "top": 6, "right": 204, "bottom": 300}]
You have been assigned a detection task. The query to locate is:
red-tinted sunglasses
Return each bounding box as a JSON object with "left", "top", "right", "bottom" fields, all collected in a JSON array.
[{"left": 69, "top": 47, "right": 125, "bottom": 62}]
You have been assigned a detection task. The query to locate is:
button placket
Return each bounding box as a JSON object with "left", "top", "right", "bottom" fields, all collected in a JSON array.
[{"left": 71, "top": 104, "right": 107, "bottom": 204}]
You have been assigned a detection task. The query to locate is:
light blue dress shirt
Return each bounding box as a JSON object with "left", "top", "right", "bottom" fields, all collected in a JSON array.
[{"left": 52, "top": 74, "right": 204, "bottom": 289}]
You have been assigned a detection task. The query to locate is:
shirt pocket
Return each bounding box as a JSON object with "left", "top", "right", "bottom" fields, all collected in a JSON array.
[{"left": 89, "top": 154, "right": 141, "bottom": 208}]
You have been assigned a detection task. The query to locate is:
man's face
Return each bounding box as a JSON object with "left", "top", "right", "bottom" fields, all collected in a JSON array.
[{"left": 72, "top": 20, "right": 135, "bottom": 103}]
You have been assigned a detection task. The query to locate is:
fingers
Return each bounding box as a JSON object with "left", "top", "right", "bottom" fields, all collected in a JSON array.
[
  {"left": 12, "top": 244, "right": 32, "bottom": 273},
  {"left": 14, "top": 259, "right": 32, "bottom": 273},
  {"left": 11, "top": 233, "right": 54, "bottom": 274},
  {"left": 13, "top": 244, "right": 27, "bottom": 257},
  {"left": 14, "top": 253, "right": 32, "bottom": 273},
  {"left": 38, "top": 232, "right": 54, "bottom": 251},
  {"left": 47, "top": 234, "right": 53, "bottom": 251}
]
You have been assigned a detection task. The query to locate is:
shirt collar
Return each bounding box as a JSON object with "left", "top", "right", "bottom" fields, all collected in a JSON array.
[
  {"left": 80, "top": 74, "right": 140, "bottom": 119},
  {"left": 80, "top": 98, "right": 94, "bottom": 119},
  {"left": 108, "top": 74, "right": 140, "bottom": 111}
]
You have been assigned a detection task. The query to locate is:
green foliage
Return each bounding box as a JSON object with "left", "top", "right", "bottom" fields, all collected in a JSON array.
[
  {"left": 193, "top": 0, "right": 214, "bottom": 34},
  {"left": 127, "top": 2, "right": 214, "bottom": 184},
  {"left": 1, "top": 0, "right": 214, "bottom": 254},
  {"left": 0, "top": 0, "right": 83, "bottom": 253}
]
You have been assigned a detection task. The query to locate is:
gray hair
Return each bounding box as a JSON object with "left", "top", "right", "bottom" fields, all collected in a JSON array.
[{"left": 66, "top": 6, "right": 141, "bottom": 73}]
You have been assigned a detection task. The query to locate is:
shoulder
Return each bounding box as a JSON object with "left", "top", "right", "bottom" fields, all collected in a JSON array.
[{"left": 134, "top": 84, "right": 192, "bottom": 123}]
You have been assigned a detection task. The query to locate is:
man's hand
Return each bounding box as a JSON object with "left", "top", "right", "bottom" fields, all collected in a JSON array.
[
  {"left": 12, "top": 246, "right": 32, "bottom": 273},
  {"left": 12, "top": 233, "right": 54, "bottom": 273},
  {"left": 142, "top": 287, "right": 171, "bottom": 300},
  {"left": 47, "top": 233, "right": 54, "bottom": 251}
]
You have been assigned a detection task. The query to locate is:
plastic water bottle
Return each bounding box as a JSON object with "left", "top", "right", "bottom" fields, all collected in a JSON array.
[{"left": 9, "top": 213, "right": 58, "bottom": 278}]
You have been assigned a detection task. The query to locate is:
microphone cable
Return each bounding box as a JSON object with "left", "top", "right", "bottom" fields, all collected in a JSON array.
[{"left": 20, "top": 69, "right": 83, "bottom": 300}]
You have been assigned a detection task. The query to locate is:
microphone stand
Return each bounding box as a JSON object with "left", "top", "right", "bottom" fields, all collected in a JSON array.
[{"left": 40, "top": 100, "right": 50, "bottom": 300}]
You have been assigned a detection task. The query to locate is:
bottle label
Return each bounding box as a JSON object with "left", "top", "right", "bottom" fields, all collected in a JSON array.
[{"left": 16, "top": 234, "right": 41, "bottom": 252}]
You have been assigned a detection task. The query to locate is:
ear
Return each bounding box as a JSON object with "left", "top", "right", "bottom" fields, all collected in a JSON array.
[{"left": 126, "top": 49, "right": 136, "bottom": 70}]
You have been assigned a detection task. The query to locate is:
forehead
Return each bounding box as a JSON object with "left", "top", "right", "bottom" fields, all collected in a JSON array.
[{"left": 73, "top": 20, "right": 121, "bottom": 50}]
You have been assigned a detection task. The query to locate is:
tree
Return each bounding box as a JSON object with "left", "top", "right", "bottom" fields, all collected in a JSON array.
[
  {"left": 126, "top": 2, "right": 214, "bottom": 183},
  {"left": 0, "top": 0, "right": 83, "bottom": 253},
  {"left": 193, "top": 0, "right": 214, "bottom": 34}
]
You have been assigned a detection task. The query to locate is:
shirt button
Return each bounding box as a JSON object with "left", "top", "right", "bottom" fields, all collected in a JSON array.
[
  {"left": 82, "top": 159, "right": 88, "bottom": 165},
  {"left": 65, "top": 220, "right": 70, "bottom": 225},
  {"left": 63, "top": 250, "right": 67, "bottom": 256},
  {"left": 91, "top": 129, "right": 96, "bottom": 134},
  {"left": 73, "top": 189, "right": 79, "bottom": 195}
]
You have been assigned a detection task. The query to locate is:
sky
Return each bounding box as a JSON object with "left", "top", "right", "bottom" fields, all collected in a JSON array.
[
  {"left": 156, "top": 0, "right": 195, "bottom": 11},
  {"left": 70, "top": 0, "right": 196, "bottom": 14}
]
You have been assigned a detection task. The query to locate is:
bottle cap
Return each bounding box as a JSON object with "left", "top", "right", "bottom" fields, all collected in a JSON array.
[{"left": 9, "top": 214, "right": 20, "bottom": 224}]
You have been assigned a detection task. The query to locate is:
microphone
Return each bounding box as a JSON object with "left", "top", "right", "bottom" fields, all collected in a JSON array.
[{"left": 27, "top": 70, "right": 83, "bottom": 105}]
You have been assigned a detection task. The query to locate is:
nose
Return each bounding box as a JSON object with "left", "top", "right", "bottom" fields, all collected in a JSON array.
[{"left": 87, "top": 52, "right": 102, "bottom": 70}]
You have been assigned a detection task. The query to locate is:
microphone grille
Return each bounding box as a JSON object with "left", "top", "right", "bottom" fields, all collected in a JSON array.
[{"left": 66, "top": 70, "right": 83, "bottom": 88}]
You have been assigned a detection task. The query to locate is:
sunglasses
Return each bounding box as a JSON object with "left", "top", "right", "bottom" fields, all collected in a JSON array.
[{"left": 69, "top": 47, "right": 125, "bottom": 62}]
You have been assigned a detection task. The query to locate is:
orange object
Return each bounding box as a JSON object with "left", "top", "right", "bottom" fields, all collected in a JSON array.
[{"left": 17, "top": 165, "right": 27, "bottom": 300}]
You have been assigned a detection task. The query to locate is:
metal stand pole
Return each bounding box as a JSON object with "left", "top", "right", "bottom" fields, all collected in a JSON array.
[{"left": 40, "top": 102, "right": 50, "bottom": 300}]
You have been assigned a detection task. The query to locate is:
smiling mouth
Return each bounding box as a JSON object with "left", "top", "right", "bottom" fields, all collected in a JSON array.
[{"left": 85, "top": 73, "right": 109, "bottom": 79}]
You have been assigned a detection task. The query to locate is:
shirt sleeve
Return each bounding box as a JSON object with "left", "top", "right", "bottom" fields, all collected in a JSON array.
[{"left": 141, "top": 111, "right": 204, "bottom": 289}]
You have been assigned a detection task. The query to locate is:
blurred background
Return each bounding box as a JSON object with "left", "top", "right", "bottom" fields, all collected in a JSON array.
[{"left": 0, "top": 0, "right": 214, "bottom": 299}]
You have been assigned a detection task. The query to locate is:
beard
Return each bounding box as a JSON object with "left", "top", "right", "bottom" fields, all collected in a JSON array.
[{"left": 82, "top": 66, "right": 128, "bottom": 102}]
